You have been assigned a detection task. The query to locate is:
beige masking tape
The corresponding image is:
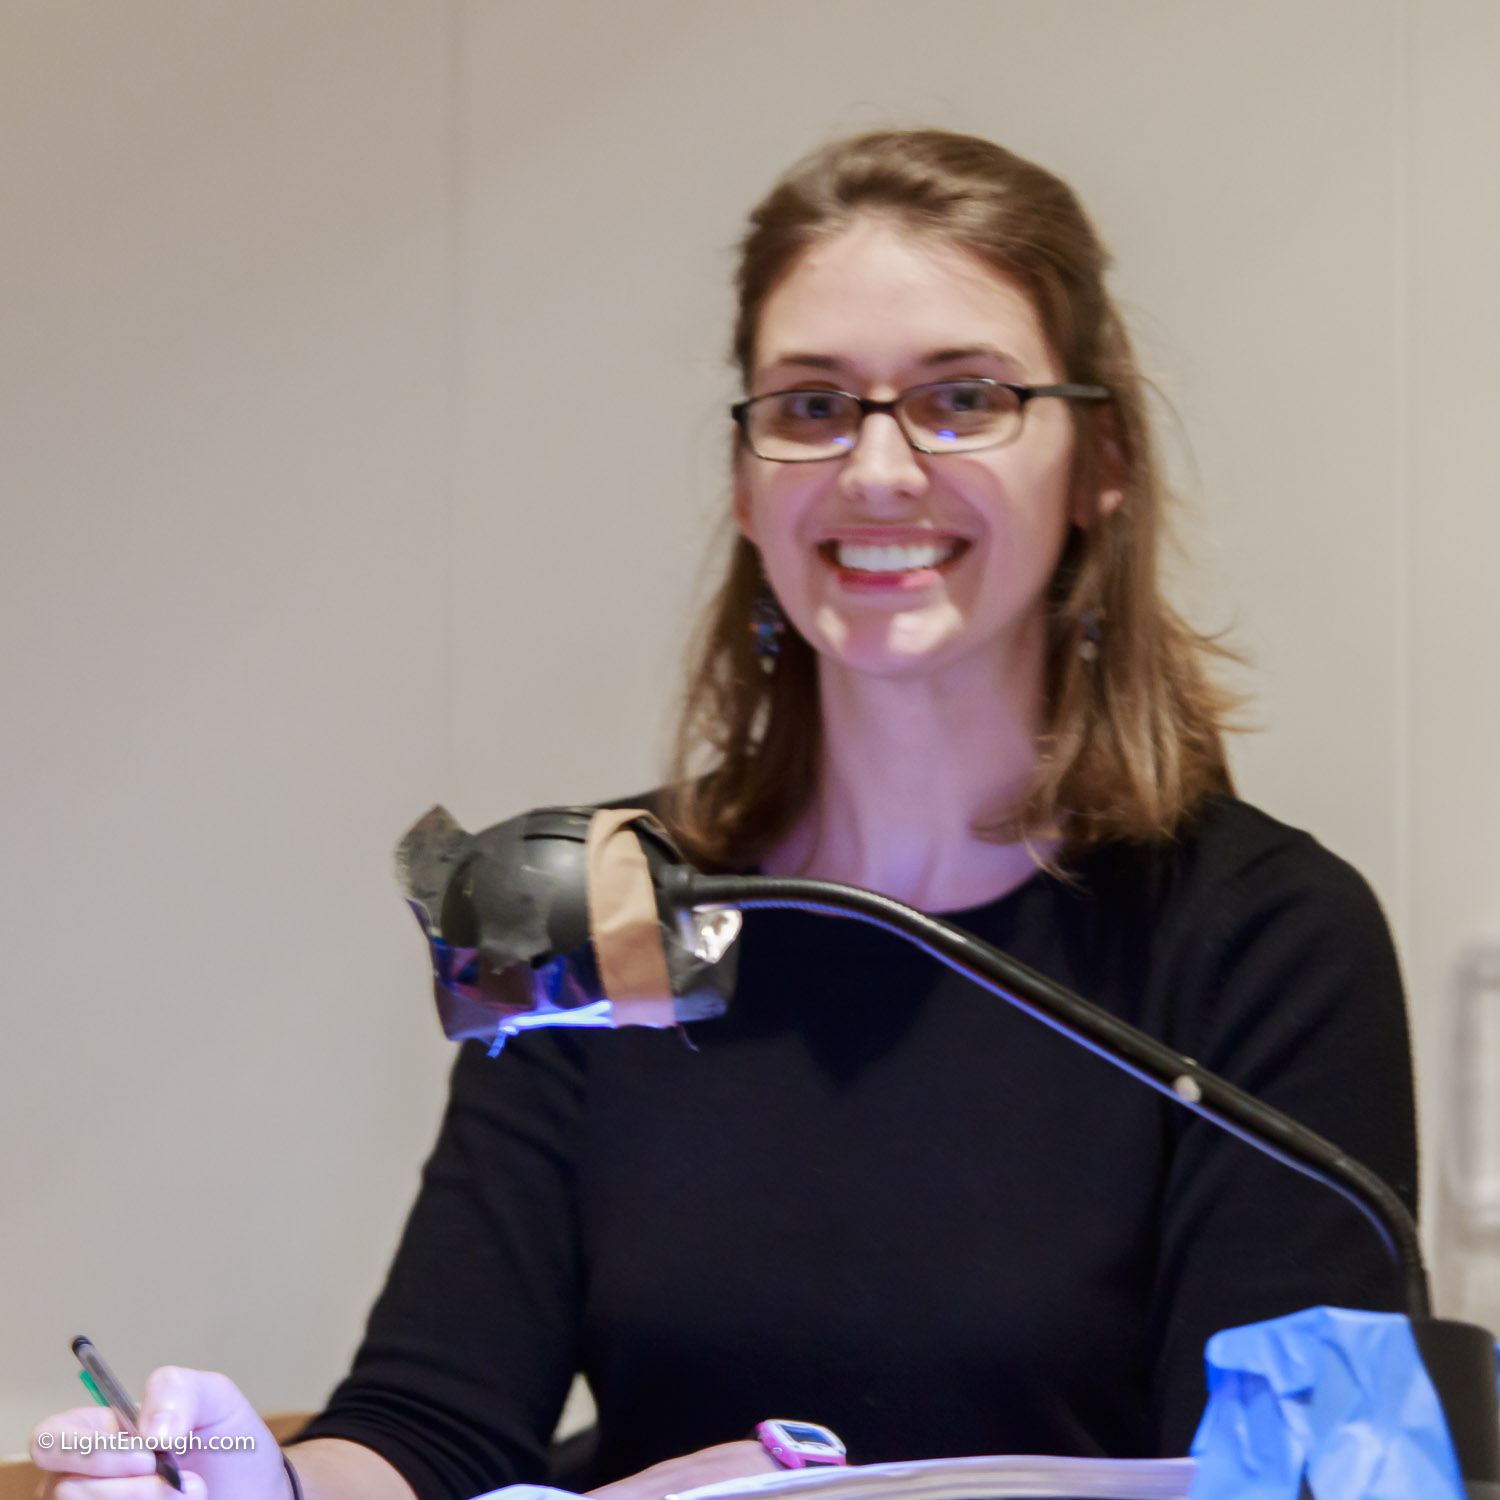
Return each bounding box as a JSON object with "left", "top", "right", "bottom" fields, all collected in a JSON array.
[{"left": 585, "top": 809, "right": 676, "bottom": 1028}]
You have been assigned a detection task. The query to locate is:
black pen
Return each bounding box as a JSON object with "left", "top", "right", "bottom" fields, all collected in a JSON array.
[{"left": 72, "top": 1336, "right": 185, "bottom": 1492}]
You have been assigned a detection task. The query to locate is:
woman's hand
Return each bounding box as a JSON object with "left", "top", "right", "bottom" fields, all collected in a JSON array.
[
  {"left": 30, "top": 1366, "right": 289, "bottom": 1500},
  {"left": 585, "top": 1440, "right": 781, "bottom": 1500}
]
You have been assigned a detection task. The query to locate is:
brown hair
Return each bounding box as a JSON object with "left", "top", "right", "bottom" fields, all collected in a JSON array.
[{"left": 665, "top": 129, "right": 1235, "bottom": 869}]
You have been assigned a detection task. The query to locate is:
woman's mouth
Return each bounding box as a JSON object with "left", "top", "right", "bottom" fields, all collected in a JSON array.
[{"left": 816, "top": 537, "right": 971, "bottom": 591}]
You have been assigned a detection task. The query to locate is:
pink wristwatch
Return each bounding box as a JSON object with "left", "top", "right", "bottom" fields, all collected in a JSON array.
[{"left": 755, "top": 1419, "right": 848, "bottom": 1469}]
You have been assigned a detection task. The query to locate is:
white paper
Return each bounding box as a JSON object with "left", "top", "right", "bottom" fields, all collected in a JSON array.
[{"left": 667, "top": 1453, "right": 1196, "bottom": 1500}]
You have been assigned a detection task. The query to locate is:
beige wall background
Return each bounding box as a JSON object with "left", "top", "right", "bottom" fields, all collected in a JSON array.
[{"left": 3, "top": 0, "right": 1498, "bottom": 1455}]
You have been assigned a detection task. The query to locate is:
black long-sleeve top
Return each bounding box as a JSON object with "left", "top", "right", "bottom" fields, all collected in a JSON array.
[{"left": 298, "top": 796, "right": 1418, "bottom": 1500}]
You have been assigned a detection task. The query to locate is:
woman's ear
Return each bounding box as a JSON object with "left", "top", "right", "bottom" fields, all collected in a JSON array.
[
  {"left": 1071, "top": 407, "right": 1126, "bottom": 526},
  {"left": 732, "top": 463, "right": 760, "bottom": 544}
]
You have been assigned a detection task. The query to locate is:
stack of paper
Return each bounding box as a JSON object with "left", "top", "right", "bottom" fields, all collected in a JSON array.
[{"left": 668, "top": 1453, "right": 1195, "bottom": 1500}]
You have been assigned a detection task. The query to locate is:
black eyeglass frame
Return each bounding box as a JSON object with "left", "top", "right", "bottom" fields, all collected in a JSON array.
[{"left": 729, "top": 378, "right": 1112, "bottom": 462}]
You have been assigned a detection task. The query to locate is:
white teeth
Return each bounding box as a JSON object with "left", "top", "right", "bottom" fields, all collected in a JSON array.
[{"left": 834, "top": 541, "right": 958, "bottom": 573}]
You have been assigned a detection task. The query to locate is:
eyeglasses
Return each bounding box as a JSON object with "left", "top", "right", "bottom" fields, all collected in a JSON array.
[{"left": 730, "top": 378, "right": 1111, "bottom": 463}]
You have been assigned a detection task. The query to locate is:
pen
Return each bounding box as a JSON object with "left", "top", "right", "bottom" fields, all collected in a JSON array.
[{"left": 71, "top": 1336, "right": 185, "bottom": 1493}]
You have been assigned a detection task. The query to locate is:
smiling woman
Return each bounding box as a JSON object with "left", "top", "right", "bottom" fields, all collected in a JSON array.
[
  {"left": 669, "top": 132, "right": 1236, "bottom": 883},
  {"left": 29, "top": 129, "right": 1420, "bottom": 1500}
]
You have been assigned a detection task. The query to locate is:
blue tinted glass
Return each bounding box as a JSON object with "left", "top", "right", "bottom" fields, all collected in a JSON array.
[{"left": 781, "top": 1425, "right": 829, "bottom": 1444}]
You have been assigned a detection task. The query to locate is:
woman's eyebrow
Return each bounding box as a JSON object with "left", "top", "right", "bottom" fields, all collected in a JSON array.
[
  {"left": 920, "top": 344, "right": 1025, "bottom": 372},
  {"left": 758, "top": 352, "right": 850, "bottom": 375},
  {"left": 758, "top": 345, "right": 1028, "bottom": 377}
]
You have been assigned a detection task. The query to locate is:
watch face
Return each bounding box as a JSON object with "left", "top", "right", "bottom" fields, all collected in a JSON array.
[{"left": 779, "top": 1425, "right": 832, "bottom": 1446}]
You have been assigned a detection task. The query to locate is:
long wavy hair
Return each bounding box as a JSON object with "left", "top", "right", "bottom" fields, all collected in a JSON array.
[{"left": 664, "top": 129, "right": 1236, "bottom": 869}]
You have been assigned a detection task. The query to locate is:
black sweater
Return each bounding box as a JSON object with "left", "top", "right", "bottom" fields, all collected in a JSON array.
[{"left": 299, "top": 796, "right": 1418, "bottom": 1500}]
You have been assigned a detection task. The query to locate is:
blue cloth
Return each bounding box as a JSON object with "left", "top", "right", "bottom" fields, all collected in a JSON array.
[{"left": 1189, "top": 1306, "right": 1499, "bottom": 1499}]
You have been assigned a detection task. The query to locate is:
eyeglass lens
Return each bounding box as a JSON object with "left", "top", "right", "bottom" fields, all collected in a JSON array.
[{"left": 746, "top": 380, "right": 1025, "bottom": 460}]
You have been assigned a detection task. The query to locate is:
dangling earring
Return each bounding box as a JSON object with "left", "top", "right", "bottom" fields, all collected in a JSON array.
[
  {"left": 1078, "top": 609, "right": 1104, "bottom": 662},
  {"left": 750, "top": 584, "right": 786, "bottom": 675}
]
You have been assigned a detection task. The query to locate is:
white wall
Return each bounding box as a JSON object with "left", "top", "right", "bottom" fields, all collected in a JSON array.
[
  {"left": 0, "top": 0, "right": 457, "bottom": 1445},
  {"left": 1407, "top": 0, "right": 1500, "bottom": 1331},
  {"left": 4, "top": 0, "right": 1498, "bottom": 1453}
]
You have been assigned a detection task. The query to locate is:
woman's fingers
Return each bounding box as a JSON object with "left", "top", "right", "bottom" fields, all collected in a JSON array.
[
  {"left": 31, "top": 1407, "right": 154, "bottom": 1478},
  {"left": 54, "top": 1476, "right": 206, "bottom": 1500},
  {"left": 33, "top": 1404, "right": 120, "bottom": 1442},
  {"left": 137, "top": 1365, "right": 256, "bottom": 1444},
  {"left": 33, "top": 1365, "right": 267, "bottom": 1493}
]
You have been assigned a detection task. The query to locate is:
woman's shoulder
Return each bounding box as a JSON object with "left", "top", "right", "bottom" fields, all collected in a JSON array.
[
  {"left": 1189, "top": 794, "right": 1386, "bottom": 917},
  {"left": 1076, "top": 793, "right": 1394, "bottom": 953}
]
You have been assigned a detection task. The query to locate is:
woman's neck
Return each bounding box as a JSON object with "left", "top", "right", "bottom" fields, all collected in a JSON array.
[{"left": 762, "top": 642, "right": 1055, "bottom": 912}]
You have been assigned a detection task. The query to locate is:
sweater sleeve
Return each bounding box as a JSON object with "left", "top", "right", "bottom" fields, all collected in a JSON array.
[
  {"left": 293, "top": 1034, "right": 589, "bottom": 1500},
  {"left": 1147, "top": 827, "right": 1419, "bottom": 1456}
]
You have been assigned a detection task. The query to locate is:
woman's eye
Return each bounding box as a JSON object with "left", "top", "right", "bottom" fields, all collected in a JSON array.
[
  {"left": 905, "top": 381, "right": 1018, "bottom": 437},
  {"left": 782, "top": 392, "right": 845, "bottom": 423},
  {"left": 934, "top": 381, "right": 1002, "bottom": 414}
]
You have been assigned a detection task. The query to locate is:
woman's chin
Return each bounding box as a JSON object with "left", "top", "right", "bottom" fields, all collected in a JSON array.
[{"left": 808, "top": 600, "right": 968, "bottom": 679}]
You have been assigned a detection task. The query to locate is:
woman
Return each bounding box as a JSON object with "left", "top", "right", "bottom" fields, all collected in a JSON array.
[{"left": 32, "top": 130, "right": 1416, "bottom": 1500}]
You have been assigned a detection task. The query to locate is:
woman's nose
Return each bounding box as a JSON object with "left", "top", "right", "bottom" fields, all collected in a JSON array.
[{"left": 836, "top": 412, "right": 929, "bottom": 505}]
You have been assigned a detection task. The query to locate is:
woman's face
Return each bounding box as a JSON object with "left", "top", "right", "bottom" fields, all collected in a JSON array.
[{"left": 735, "top": 217, "right": 1114, "bottom": 684}]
